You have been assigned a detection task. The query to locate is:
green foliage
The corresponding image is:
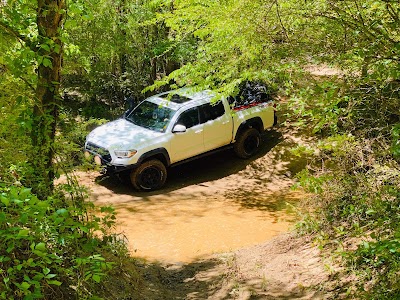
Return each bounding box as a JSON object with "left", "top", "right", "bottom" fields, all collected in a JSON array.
[
  {"left": 391, "top": 124, "right": 400, "bottom": 159},
  {"left": 287, "top": 74, "right": 399, "bottom": 143},
  {"left": 0, "top": 185, "right": 117, "bottom": 299},
  {"left": 1, "top": 0, "right": 67, "bottom": 197},
  {"left": 0, "top": 74, "right": 33, "bottom": 185},
  {"left": 290, "top": 69, "right": 400, "bottom": 298},
  {"left": 73, "top": 254, "right": 113, "bottom": 298},
  {"left": 296, "top": 133, "right": 400, "bottom": 297},
  {"left": 295, "top": 169, "right": 329, "bottom": 195},
  {"left": 312, "top": 0, "right": 400, "bottom": 78},
  {"left": 354, "top": 236, "right": 400, "bottom": 299},
  {"left": 56, "top": 111, "right": 108, "bottom": 173},
  {"left": 287, "top": 80, "right": 350, "bottom": 134},
  {"left": 63, "top": 0, "right": 183, "bottom": 109},
  {"left": 148, "top": 0, "right": 301, "bottom": 94},
  {"left": 0, "top": 0, "right": 37, "bottom": 87}
]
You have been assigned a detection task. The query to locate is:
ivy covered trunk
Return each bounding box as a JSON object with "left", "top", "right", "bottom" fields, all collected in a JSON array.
[{"left": 30, "top": 0, "right": 65, "bottom": 198}]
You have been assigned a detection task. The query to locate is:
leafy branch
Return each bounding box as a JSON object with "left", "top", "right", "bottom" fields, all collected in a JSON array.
[{"left": 0, "top": 20, "right": 34, "bottom": 49}]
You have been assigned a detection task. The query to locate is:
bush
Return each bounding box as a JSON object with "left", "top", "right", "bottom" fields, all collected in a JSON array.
[
  {"left": 0, "top": 185, "right": 117, "bottom": 299},
  {"left": 295, "top": 134, "right": 400, "bottom": 298},
  {"left": 56, "top": 112, "right": 109, "bottom": 173},
  {"left": 0, "top": 76, "right": 32, "bottom": 186}
]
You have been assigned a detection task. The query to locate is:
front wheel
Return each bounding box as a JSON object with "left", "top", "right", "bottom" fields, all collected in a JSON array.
[
  {"left": 130, "top": 159, "right": 167, "bottom": 191},
  {"left": 234, "top": 128, "right": 261, "bottom": 159}
]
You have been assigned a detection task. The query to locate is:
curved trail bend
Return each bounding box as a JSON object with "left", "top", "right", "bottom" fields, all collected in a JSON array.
[
  {"left": 78, "top": 116, "right": 330, "bottom": 299},
  {"left": 80, "top": 122, "right": 309, "bottom": 263}
]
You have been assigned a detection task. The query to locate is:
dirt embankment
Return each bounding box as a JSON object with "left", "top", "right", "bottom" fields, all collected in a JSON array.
[
  {"left": 78, "top": 106, "right": 334, "bottom": 299},
  {"left": 97, "top": 233, "right": 329, "bottom": 299}
]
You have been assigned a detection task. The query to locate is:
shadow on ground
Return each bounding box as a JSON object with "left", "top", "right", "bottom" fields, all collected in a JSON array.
[
  {"left": 94, "top": 129, "right": 283, "bottom": 196},
  {"left": 98, "top": 256, "right": 227, "bottom": 299},
  {"left": 98, "top": 237, "right": 327, "bottom": 300}
]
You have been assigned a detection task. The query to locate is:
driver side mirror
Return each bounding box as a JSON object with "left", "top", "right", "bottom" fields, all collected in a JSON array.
[{"left": 172, "top": 124, "right": 187, "bottom": 133}]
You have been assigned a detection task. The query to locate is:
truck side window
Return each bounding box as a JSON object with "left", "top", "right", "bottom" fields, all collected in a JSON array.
[
  {"left": 176, "top": 107, "right": 200, "bottom": 129},
  {"left": 200, "top": 102, "right": 225, "bottom": 124}
]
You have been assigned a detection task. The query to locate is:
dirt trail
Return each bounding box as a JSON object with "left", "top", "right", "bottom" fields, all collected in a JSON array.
[
  {"left": 80, "top": 125, "right": 305, "bottom": 262},
  {"left": 78, "top": 109, "right": 330, "bottom": 299}
]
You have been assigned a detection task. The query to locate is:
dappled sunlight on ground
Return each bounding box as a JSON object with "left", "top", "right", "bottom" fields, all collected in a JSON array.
[
  {"left": 76, "top": 121, "right": 313, "bottom": 264},
  {"left": 68, "top": 107, "right": 331, "bottom": 299}
]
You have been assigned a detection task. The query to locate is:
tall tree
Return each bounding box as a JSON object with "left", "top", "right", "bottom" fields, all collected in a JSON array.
[
  {"left": 33, "top": 0, "right": 66, "bottom": 197},
  {"left": 0, "top": 0, "right": 66, "bottom": 197}
]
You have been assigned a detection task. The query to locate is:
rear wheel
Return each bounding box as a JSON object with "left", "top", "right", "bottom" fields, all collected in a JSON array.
[
  {"left": 234, "top": 127, "right": 261, "bottom": 158},
  {"left": 130, "top": 159, "right": 167, "bottom": 191}
]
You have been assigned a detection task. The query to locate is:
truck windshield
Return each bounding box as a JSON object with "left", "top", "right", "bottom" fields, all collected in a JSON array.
[{"left": 125, "top": 100, "right": 177, "bottom": 132}]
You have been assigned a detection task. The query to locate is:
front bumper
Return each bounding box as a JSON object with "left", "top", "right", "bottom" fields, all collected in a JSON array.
[
  {"left": 84, "top": 142, "right": 138, "bottom": 174},
  {"left": 101, "top": 164, "right": 138, "bottom": 175}
]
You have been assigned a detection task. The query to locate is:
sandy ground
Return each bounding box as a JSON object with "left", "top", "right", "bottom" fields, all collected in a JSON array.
[
  {"left": 155, "top": 233, "right": 330, "bottom": 299},
  {"left": 76, "top": 107, "right": 332, "bottom": 299}
]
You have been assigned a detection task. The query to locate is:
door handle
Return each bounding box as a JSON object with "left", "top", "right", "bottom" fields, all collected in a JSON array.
[{"left": 195, "top": 129, "right": 203, "bottom": 133}]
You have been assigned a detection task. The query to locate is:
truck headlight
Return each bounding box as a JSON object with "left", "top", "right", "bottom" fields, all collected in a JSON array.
[{"left": 114, "top": 150, "right": 137, "bottom": 158}]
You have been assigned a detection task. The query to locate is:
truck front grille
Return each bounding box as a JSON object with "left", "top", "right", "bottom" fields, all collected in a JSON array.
[{"left": 85, "top": 142, "right": 112, "bottom": 163}]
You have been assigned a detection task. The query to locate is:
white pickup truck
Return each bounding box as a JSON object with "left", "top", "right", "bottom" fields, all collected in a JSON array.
[{"left": 85, "top": 88, "right": 276, "bottom": 190}]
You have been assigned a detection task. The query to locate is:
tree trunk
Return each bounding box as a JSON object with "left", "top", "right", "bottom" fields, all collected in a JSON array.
[{"left": 30, "top": 0, "right": 65, "bottom": 198}]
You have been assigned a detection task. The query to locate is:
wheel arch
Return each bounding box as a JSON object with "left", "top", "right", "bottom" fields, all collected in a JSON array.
[
  {"left": 235, "top": 117, "right": 264, "bottom": 141},
  {"left": 137, "top": 148, "right": 171, "bottom": 167}
]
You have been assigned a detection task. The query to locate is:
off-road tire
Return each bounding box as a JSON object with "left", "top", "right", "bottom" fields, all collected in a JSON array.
[
  {"left": 234, "top": 127, "right": 261, "bottom": 159},
  {"left": 130, "top": 159, "right": 167, "bottom": 191}
]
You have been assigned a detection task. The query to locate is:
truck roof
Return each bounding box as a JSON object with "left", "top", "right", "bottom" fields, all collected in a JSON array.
[{"left": 146, "top": 89, "right": 213, "bottom": 110}]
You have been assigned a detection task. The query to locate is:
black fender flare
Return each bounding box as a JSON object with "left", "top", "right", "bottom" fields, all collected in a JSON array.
[
  {"left": 137, "top": 148, "right": 171, "bottom": 167},
  {"left": 235, "top": 117, "right": 264, "bottom": 141}
]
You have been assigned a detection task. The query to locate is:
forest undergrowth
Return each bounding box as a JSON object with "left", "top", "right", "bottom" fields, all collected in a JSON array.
[{"left": 288, "top": 73, "right": 400, "bottom": 299}]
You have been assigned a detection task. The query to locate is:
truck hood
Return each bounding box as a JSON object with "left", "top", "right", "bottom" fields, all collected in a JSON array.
[{"left": 86, "top": 118, "right": 163, "bottom": 150}]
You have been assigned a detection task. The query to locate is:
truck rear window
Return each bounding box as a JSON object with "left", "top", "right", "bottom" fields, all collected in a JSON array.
[{"left": 199, "top": 102, "right": 225, "bottom": 123}]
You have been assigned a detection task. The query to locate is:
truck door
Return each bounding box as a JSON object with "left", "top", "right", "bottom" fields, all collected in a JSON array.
[
  {"left": 169, "top": 106, "right": 205, "bottom": 163},
  {"left": 200, "top": 101, "right": 233, "bottom": 152}
]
